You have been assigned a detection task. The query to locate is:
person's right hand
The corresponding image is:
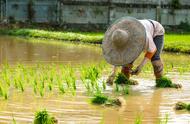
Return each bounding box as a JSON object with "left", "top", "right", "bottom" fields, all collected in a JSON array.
[{"left": 106, "top": 74, "right": 115, "bottom": 85}]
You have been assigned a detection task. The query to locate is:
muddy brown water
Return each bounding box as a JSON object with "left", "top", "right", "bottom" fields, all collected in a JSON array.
[{"left": 0, "top": 36, "right": 190, "bottom": 124}]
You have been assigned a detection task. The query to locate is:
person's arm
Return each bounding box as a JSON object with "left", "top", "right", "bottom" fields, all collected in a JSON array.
[
  {"left": 132, "top": 50, "right": 156, "bottom": 75},
  {"left": 106, "top": 66, "right": 117, "bottom": 85}
]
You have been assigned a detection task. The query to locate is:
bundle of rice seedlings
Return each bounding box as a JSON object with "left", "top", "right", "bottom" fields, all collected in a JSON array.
[
  {"left": 156, "top": 76, "right": 182, "bottom": 88},
  {"left": 114, "top": 73, "right": 138, "bottom": 85},
  {"left": 34, "top": 109, "right": 57, "bottom": 124}
]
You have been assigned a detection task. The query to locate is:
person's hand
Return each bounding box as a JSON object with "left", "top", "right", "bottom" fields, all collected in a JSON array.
[
  {"left": 106, "top": 74, "right": 115, "bottom": 85},
  {"left": 131, "top": 66, "right": 142, "bottom": 75}
]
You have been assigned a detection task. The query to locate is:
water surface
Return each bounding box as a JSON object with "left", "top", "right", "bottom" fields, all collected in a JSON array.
[{"left": 0, "top": 36, "right": 190, "bottom": 124}]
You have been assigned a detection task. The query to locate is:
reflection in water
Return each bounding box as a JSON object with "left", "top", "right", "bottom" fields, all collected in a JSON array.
[
  {"left": 0, "top": 36, "right": 190, "bottom": 123},
  {"left": 0, "top": 36, "right": 102, "bottom": 65}
]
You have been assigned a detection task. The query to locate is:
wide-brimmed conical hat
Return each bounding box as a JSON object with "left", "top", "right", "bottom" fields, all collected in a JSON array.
[{"left": 102, "top": 17, "right": 146, "bottom": 66}]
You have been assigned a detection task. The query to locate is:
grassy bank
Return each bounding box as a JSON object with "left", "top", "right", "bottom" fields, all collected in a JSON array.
[
  {"left": 0, "top": 28, "right": 190, "bottom": 53},
  {"left": 0, "top": 28, "right": 103, "bottom": 43}
]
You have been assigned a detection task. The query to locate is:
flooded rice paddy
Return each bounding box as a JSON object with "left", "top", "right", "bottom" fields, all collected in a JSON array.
[{"left": 0, "top": 36, "right": 190, "bottom": 124}]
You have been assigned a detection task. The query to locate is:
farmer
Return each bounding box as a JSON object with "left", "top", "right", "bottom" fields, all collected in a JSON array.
[{"left": 102, "top": 17, "right": 168, "bottom": 85}]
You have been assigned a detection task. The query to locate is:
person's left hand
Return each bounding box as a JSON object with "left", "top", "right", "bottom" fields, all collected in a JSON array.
[{"left": 131, "top": 66, "right": 142, "bottom": 75}]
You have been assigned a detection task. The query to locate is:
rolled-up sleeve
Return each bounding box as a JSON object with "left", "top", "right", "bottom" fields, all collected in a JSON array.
[{"left": 145, "top": 34, "right": 157, "bottom": 59}]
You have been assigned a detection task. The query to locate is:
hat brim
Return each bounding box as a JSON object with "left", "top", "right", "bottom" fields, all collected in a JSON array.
[{"left": 102, "top": 17, "right": 146, "bottom": 66}]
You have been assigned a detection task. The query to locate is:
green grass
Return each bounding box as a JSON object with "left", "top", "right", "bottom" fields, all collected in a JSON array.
[
  {"left": 0, "top": 28, "right": 190, "bottom": 53},
  {"left": 0, "top": 28, "right": 103, "bottom": 43},
  {"left": 164, "top": 34, "right": 190, "bottom": 53}
]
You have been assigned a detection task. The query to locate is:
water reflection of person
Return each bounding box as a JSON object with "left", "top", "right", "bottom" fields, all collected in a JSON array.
[{"left": 102, "top": 87, "right": 163, "bottom": 123}]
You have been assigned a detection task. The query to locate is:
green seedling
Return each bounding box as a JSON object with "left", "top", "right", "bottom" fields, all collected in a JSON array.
[
  {"left": 57, "top": 78, "right": 65, "bottom": 94},
  {"left": 175, "top": 102, "right": 187, "bottom": 110},
  {"left": 0, "top": 84, "right": 3, "bottom": 96},
  {"left": 33, "top": 84, "right": 37, "bottom": 95},
  {"left": 71, "top": 76, "right": 76, "bottom": 90},
  {"left": 156, "top": 76, "right": 172, "bottom": 88},
  {"left": 134, "top": 115, "right": 143, "bottom": 124},
  {"left": 82, "top": 78, "right": 91, "bottom": 93},
  {"left": 14, "top": 78, "right": 18, "bottom": 89},
  {"left": 158, "top": 113, "right": 169, "bottom": 124},
  {"left": 187, "top": 104, "right": 190, "bottom": 111},
  {"left": 39, "top": 86, "right": 44, "bottom": 97},
  {"left": 18, "top": 80, "right": 24, "bottom": 92},
  {"left": 156, "top": 76, "right": 182, "bottom": 88},
  {"left": 102, "top": 80, "right": 106, "bottom": 90},
  {"left": 34, "top": 109, "right": 57, "bottom": 124},
  {"left": 94, "top": 82, "right": 102, "bottom": 94},
  {"left": 114, "top": 73, "right": 138, "bottom": 85},
  {"left": 48, "top": 80, "right": 53, "bottom": 91},
  {"left": 123, "top": 85, "right": 129, "bottom": 95},
  {"left": 91, "top": 93, "right": 124, "bottom": 106},
  {"left": 0, "top": 83, "right": 8, "bottom": 99},
  {"left": 65, "top": 77, "right": 71, "bottom": 88},
  {"left": 91, "top": 94, "right": 108, "bottom": 104},
  {"left": 12, "top": 116, "right": 17, "bottom": 124},
  {"left": 175, "top": 101, "right": 190, "bottom": 111},
  {"left": 58, "top": 84, "right": 65, "bottom": 94},
  {"left": 4, "top": 92, "right": 8, "bottom": 100}
]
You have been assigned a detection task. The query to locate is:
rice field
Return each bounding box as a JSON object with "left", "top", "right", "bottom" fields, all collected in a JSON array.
[
  {"left": 0, "top": 62, "right": 108, "bottom": 100},
  {"left": 0, "top": 36, "right": 190, "bottom": 123}
]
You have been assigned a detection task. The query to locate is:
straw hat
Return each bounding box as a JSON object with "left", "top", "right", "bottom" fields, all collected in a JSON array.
[{"left": 102, "top": 17, "right": 146, "bottom": 66}]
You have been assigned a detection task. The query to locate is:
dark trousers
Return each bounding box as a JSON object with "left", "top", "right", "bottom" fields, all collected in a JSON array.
[{"left": 151, "top": 35, "right": 164, "bottom": 61}]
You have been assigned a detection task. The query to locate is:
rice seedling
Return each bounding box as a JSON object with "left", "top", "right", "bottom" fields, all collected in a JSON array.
[
  {"left": 134, "top": 115, "right": 143, "bottom": 124},
  {"left": 34, "top": 109, "right": 58, "bottom": 124},
  {"left": 91, "top": 93, "right": 124, "bottom": 106},
  {"left": 102, "top": 80, "right": 106, "bottom": 90},
  {"left": 91, "top": 94, "right": 108, "bottom": 105},
  {"left": 4, "top": 92, "right": 8, "bottom": 100},
  {"left": 187, "top": 104, "right": 190, "bottom": 111},
  {"left": 48, "top": 81, "right": 52, "bottom": 91},
  {"left": 18, "top": 80, "right": 24, "bottom": 92},
  {"left": 175, "top": 102, "right": 187, "bottom": 110},
  {"left": 0, "top": 83, "right": 3, "bottom": 97},
  {"left": 14, "top": 78, "right": 18, "bottom": 89},
  {"left": 39, "top": 83, "right": 45, "bottom": 97},
  {"left": 115, "top": 83, "right": 120, "bottom": 92},
  {"left": 175, "top": 102, "right": 190, "bottom": 111},
  {"left": 94, "top": 82, "right": 102, "bottom": 94},
  {"left": 2, "top": 87, "right": 8, "bottom": 100},
  {"left": 64, "top": 66, "right": 77, "bottom": 95},
  {"left": 1, "top": 68, "right": 11, "bottom": 86},
  {"left": 12, "top": 119, "right": 16, "bottom": 124},
  {"left": 58, "top": 83, "right": 65, "bottom": 94},
  {"left": 158, "top": 114, "right": 169, "bottom": 124},
  {"left": 122, "top": 85, "right": 129, "bottom": 95},
  {"left": 80, "top": 65, "right": 102, "bottom": 94},
  {"left": 114, "top": 73, "right": 138, "bottom": 85},
  {"left": 81, "top": 78, "right": 91, "bottom": 94},
  {"left": 156, "top": 76, "right": 182, "bottom": 88},
  {"left": 33, "top": 77, "right": 38, "bottom": 94}
]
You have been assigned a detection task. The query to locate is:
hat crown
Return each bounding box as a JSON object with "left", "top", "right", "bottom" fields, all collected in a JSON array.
[
  {"left": 102, "top": 16, "right": 146, "bottom": 66},
  {"left": 112, "top": 29, "right": 129, "bottom": 50}
]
